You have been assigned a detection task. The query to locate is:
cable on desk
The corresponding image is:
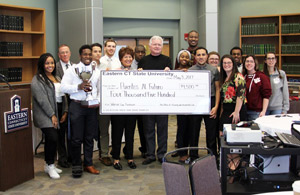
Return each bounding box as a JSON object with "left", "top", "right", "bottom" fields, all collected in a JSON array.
[
  {"left": 226, "top": 154, "right": 249, "bottom": 183},
  {"left": 260, "top": 131, "right": 282, "bottom": 150},
  {"left": 250, "top": 155, "right": 275, "bottom": 172}
]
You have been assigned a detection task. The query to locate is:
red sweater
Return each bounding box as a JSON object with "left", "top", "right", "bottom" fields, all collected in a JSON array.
[{"left": 245, "top": 71, "right": 272, "bottom": 112}]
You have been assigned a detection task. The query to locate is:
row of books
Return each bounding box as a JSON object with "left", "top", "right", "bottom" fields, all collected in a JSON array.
[
  {"left": 241, "top": 23, "right": 277, "bottom": 35},
  {"left": 258, "top": 64, "right": 264, "bottom": 71},
  {"left": 288, "top": 78, "right": 300, "bottom": 82},
  {"left": 0, "top": 67, "right": 22, "bottom": 82},
  {"left": 242, "top": 44, "right": 276, "bottom": 55},
  {"left": 281, "top": 23, "right": 300, "bottom": 34},
  {"left": 0, "top": 15, "right": 24, "bottom": 31},
  {"left": 0, "top": 42, "right": 23, "bottom": 56},
  {"left": 281, "top": 43, "right": 300, "bottom": 54},
  {"left": 288, "top": 83, "right": 300, "bottom": 97},
  {"left": 282, "top": 63, "right": 300, "bottom": 74}
]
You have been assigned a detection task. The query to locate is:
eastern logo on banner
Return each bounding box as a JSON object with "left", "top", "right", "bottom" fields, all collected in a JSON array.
[{"left": 4, "top": 95, "right": 29, "bottom": 133}]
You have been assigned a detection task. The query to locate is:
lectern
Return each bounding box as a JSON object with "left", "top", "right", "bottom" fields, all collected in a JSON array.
[{"left": 0, "top": 88, "right": 34, "bottom": 191}]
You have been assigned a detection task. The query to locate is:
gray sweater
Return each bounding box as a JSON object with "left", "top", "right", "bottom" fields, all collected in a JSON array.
[
  {"left": 189, "top": 63, "right": 220, "bottom": 97},
  {"left": 31, "top": 75, "right": 68, "bottom": 129},
  {"left": 268, "top": 69, "right": 290, "bottom": 113}
]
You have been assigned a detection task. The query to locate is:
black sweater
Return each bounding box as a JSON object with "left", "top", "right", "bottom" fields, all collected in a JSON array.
[{"left": 138, "top": 54, "right": 172, "bottom": 70}]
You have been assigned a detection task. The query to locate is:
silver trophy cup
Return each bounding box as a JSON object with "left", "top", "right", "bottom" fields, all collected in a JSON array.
[{"left": 76, "top": 61, "right": 98, "bottom": 107}]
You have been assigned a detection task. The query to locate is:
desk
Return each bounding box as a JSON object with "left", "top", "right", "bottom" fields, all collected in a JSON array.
[
  {"left": 255, "top": 114, "right": 300, "bottom": 136},
  {"left": 220, "top": 137, "right": 300, "bottom": 194}
]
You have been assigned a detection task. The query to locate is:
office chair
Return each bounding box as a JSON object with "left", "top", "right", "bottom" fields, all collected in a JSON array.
[
  {"left": 189, "top": 155, "right": 222, "bottom": 195},
  {"left": 162, "top": 162, "right": 191, "bottom": 195},
  {"left": 162, "top": 147, "right": 220, "bottom": 195}
]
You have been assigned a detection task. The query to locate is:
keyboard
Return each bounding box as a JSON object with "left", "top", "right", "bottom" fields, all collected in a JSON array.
[{"left": 276, "top": 132, "right": 300, "bottom": 147}]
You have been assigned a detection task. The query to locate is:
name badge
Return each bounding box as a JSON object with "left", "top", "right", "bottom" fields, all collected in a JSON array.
[
  {"left": 273, "top": 77, "right": 280, "bottom": 84},
  {"left": 254, "top": 78, "right": 261, "bottom": 84}
]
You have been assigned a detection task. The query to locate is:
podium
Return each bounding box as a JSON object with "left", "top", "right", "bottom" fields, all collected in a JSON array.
[{"left": 0, "top": 88, "right": 34, "bottom": 191}]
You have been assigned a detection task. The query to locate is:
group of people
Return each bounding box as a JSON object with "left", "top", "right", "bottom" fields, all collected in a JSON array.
[
  {"left": 31, "top": 30, "right": 289, "bottom": 180},
  {"left": 31, "top": 36, "right": 168, "bottom": 179}
]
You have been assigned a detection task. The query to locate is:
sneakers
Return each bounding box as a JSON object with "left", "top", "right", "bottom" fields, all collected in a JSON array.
[
  {"left": 54, "top": 165, "right": 62, "bottom": 174},
  {"left": 44, "top": 164, "right": 60, "bottom": 179},
  {"left": 44, "top": 164, "right": 62, "bottom": 174}
]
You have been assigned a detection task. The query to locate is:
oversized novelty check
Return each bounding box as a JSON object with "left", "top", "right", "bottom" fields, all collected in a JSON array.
[{"left": 100, "top": 70, "right": 211, "bottom": 114}]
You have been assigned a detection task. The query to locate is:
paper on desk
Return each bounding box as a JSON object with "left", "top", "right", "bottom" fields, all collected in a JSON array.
[{"left": 255, "top": 114, "right": 300, "bottom": 136}]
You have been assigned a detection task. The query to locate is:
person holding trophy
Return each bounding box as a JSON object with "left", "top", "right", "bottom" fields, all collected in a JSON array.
[{"left": 60, "top": 44, "right": 100, "bottom": 178}]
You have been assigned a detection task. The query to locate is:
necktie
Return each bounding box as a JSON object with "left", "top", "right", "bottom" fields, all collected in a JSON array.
[
  {"left": 66, "top": 64, "right": 69, "bottom": 69},
  {"left": 107, "top": 59, "right": 112, "bottom": 70}
]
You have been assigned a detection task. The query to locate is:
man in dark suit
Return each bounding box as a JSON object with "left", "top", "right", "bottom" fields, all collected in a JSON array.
[
  {"left": 138, "top": 36, "right": 172, "bottom": 164},
  {"left": 56, "top": 44, "right": 73, "bottom": 168},
  {"left": 57, "top": 44, "right": 73, "bottom": 79}
]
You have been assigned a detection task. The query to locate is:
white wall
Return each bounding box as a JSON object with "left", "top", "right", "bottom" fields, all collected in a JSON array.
[{"left": 102, "top": 0, "right": 198, "bottom": 65}]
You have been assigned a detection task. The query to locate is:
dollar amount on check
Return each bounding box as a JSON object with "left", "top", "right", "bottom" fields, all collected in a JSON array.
[{"left": 100, "top": 70, "right": 211, "bottom": 114}]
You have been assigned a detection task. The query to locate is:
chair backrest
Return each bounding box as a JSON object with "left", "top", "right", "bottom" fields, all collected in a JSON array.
[
  {"left": 189, "top": 155, "right": 222, "bottom": 195},
  {"left": 162, "top": 162, "right": 191, "bottom": 195}
]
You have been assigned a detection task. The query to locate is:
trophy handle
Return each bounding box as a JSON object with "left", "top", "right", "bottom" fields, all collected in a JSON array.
[
  {"left": 75, "top": 67, "right": 83, "bottom": 80},
  {"left": 91, "top": 61, "right": 97, "bottom": 71},
  {"left": 88, "top": 61, "right": 98, "bottom": 82}
]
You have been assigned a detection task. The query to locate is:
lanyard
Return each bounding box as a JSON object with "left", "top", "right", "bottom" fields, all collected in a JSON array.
[{"left": 246, "top": 73, "right": 256, "bottom": 93}]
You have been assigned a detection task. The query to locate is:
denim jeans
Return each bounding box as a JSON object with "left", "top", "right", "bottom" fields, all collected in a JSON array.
[
  {"left": 247, "top": 110, "right": 260, "bottom": 121},
  {"left": 265, "top": 110, "right": 282, "bottom": 115}
]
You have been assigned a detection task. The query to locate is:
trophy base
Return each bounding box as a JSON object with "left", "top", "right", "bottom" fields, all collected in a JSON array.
[{"left": 81, "top": 100, "right": 99, "bottom": 108}]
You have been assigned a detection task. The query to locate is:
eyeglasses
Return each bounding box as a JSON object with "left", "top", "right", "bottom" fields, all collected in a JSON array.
[
  {"left": 267, "top": 57, "right": 276, "bottom": 61},
  {"left": 223, "top": 62, "right": 233, "bottom": 65},
  {"left": 245, "top": 60, "right": 254, "bottom": 63},
  {"left": 209, "top": 58, "right": 219, "bottom": 61}
]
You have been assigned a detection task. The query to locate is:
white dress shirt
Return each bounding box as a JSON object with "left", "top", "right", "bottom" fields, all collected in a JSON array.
[
  {"left": 238, "top": 64, "right": 243, "bottom": 73},
  {"left": 131, "top": 59, "right": 138, "bottom": 70},
  {"left": 54, "top": 82, "right": 64, "bottom": 103},
  {"left": 60, "top": 61, "right": 100, "bottom": 101},
  {"left": 60, "top": 60, "right": 71, "bottom": 73},
  {"left": 99, "top": 55, "right": 121, "bottom": 70}
]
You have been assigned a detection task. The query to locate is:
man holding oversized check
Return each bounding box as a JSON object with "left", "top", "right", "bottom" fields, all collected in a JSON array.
[
  {"left": 138, "top": 35, "right": 172, "bottom": 164},
  {"left": 189, "top": 47, "right": 220, "bottom": 160},
  {"left": 100, "top": 37, "right": 213, "bottom": 165}
]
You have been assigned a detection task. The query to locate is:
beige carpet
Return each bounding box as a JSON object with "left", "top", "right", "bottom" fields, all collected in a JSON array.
[{"left": 1, "top": 115, "right": 208, "bottom": 195}]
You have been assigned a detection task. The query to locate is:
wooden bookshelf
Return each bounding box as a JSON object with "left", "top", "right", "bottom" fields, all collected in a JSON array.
[
  {"left": 0, "top": 4, "right": 46, "bottom": 86},
  {"left": 240, "top": 14, "right": 300, "bottom": 77}
]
